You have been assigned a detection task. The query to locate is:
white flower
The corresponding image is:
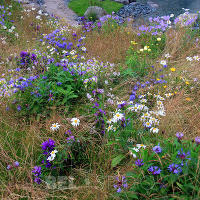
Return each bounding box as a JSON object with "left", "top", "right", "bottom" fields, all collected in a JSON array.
[
  {"left": 81, "top": 47, "right": 86, "bottom": 51},
  {"left": 164, "top": 53, "right": 171, "bottom": 58},
  {"left": 150, "top": 127, "right": 159, "bottom": 133},
  {"left": 128, "top": 105, "right": 138, "bottom": 112},
  {"left": 107, "top": 119, "right": 113, "bottom": 124},
  {"left": 36, "top": 15, "right": 41, "bottom": 20},
  {"left": 129, "top": 151, "right": 137, "bottom": 158},
  {"left": 86, "top": 93, "right": 92, "bottom": 99},
  {"left": 170, "top": 14, "right": 174, "bottom": 18},
  {"left": 47, "top": 150, "right": 58, "bottom": 161},
  {"left": 113, "top": 112, "right": 124, "bottom": 122},
  {"left": 186, "top": 57, "right": 193, "bottom": 61},
  {"left": 167, "top": 20, "right": 171, "bottom": 25},
  {"left": 140, "top": 115, "right": 146, "bottom": 121},
  {"left": 160, "top": 60, "right": 167, "bottom": 65},
  {"left": 193, "top": 55, "right": 200, "bottom": 61},
  {"left": 38, "top": 10, "right": 42, "bottom": 15},
  {"left": 144, "top": 121, "right": 152, "bottom": 128},
  {"left": 71, "top": 118, "right": 80, "bottom": 127},
  {"left": 133, "top": 147, "right": 140, "bottom": 152},
  {"left": 106, "top": 125, "right": 113, "bottom": 132},
  {"left": 139, "top": 94, "right": 146, "bottom": 99},
  {"left": 70, "top": 50, "right": 76, "bottom": 55},
  {"left": 136, "top": 144, "right": 146, "bottom": 149},
  {"left": 156, "top": 109, "right": 166, "bottom": 116},
  {"left": 50, "top": 123, "right": 60, "bottom": 131},
  {"left": 165, "top": 93, "right": 173, "bottom": 98},
  {"left": 157, "top": 101, "right": 163, "bottom": 107},
  {"left": 143, "top": 112, "right": 150, "bottom": 118},
  {"left": 140, "top": 98, "right": 147, "bottom": 103}
]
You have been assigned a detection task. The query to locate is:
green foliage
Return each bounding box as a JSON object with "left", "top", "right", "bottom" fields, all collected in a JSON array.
[
  {"left": 12, "top": 64, "right": 86, "bottom": 117},
  {"left": 124, "top": 34, "right": 166, "bottom": 79},
  {"left": 123, "top": 139, "right": 200, "bottom": 199},
  {"left": 68, "top": 0, "right": 123, "bottom": 16}
]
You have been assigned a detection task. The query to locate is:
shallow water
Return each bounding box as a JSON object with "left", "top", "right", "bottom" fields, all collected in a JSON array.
[{"left": 139, "top": 0, "right": 200, "bottom": 17}]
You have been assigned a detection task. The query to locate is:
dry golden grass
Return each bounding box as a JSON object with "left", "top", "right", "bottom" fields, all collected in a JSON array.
[
  {"left": 1, "top": 3, "right": 200, "bottom": 198},
  {"left": 158, "top": 28, "right": 200, "bottom": 139},
  {"left": 84, "top": 26, "right": 137, "bottom": 64}
]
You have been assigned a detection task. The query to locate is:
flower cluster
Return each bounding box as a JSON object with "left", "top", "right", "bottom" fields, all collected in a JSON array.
[
  {"left": 0, "top": 4, "right": 19, "bottom": 41},
  {"left": 6, "top": 161, "right": 20, "bottom": 170},
  {"left": 138, "top": 14, "right": 174, "bottom": 36},
  {"left": 114, "top": 176, "right": 128, "bottom": 193},
  {"left": 32, "top": 166, "right": 42, "bottom": 184}
]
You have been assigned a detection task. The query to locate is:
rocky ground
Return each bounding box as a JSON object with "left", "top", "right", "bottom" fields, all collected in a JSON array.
[
  {"left": 17, "top": 0, "right": 200, "bottom": 29},
  {"left": 18, "top": 0, "right": 80, "bottom": 27}
]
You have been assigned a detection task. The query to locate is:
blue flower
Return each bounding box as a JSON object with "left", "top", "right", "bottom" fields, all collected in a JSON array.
[
  {"left": 148, "top": 166, "right": 161, "bottom": 175},
  {"left": 114, "top": 176, "right": 128, "bottom": 193},
  {"left": 168, "top": 163, "right": 182, "bottom": 174},
  {"left": 41, "top": 139, "right": 55, "bottom": 155},
  {"left": 135, "top": 159, "right": 144, "bottom": 167},
  {"left": 177, "top": 149, "right": 191, "bottom": 161},
  {"left": 153, "top": 145, "right": 162, "bottom": 154}
]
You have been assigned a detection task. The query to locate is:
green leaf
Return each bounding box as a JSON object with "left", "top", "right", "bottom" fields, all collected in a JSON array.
[
  {"left": 111, "top": 154, "right": 125, "bottom": 168},
  {"left": 126, "top": 192, "right": 138, "bottom": 199}
]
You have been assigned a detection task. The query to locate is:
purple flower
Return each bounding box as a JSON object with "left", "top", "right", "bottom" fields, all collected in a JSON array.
[
  {"left": 32, "top": 166, "right": 41, "bottom": 176},
  {"left": 168, "top": 163, "right": 182, "bottom": 174},
  {"left": 17, "top": 105, "right": 21, "bottom": 111},
  {"left": 130, "top": 94, "right": 136, "bottom": 101},
  {"left": 13, "top": 161, "right": 20, "bottom": 167},
  {"left": 195, "top": 136, "right": 200, "bottom": 145},
  {"left": 153, "top": 145, "right": 162, "bottom": 154},
  {"left": 148, "top": 166, "right": 161, "bottom": 175},
  {"left": 176, "top": 132, "right": 184, "bottom": 140},
  {"left": 114, "top": 176, "right": 128, "bottom": 193},
  {"left": 7, "top": 164, "right": 12, "bottom": 170},
  {"left": 31, "top": 53, "right": 37, "bottom": 61},
  {"left": 57, "top": 82, "right": 62, "bottom": 86},
  {"left": 177, "top": 149, "right": 191, "bottom": 161},
  {"left": 135, "top": 159, "right": 144, "bottom": 167},
  {"left": 41, "top": 139, "right": 55, "bottom": 155},
  {"left": 118, "top": 102, "right": 126, "bottom": 109},
  {"left": 34, "top": 177, "right": 42, "bottom": 184},
  {"left": 20, "top": 51, "right": 29, "bottom": 58}
]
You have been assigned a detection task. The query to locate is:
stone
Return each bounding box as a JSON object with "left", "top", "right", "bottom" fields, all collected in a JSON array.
[
  {"left": 129, "top": 0, "right": 136, "bottom": 3},
  {"left": 84, "top": 6, "right": 107, "bottom": 19},
  {"left": 116, "top": 2, "right": 154, "bottom": 19},
  {"left": 147, "top": 0, "right": 159, "bottom": 8},
  {"left": 111, "top": 0, "right": 129, "bottom": 5}
]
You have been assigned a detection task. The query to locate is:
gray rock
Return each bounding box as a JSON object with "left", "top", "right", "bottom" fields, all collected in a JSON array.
[
  {"left": 147, "top": 1, "right": 159, "bottom": 8},
  {"left": 84, "top": 6, "right": 107, "bottom": 19},
  {"left": 116, "top": 2, "right": 155, "bottom": 18},
  {"left": 111, "top": 0, "right": 136, "bottom": 4},
  {"left": 112, "top": 0, "right": 129, "bottom": 5}
]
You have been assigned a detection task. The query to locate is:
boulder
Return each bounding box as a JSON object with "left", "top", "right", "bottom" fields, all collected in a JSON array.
[{"left": 84, "top": 6, "right": 107, "bottom": 19}]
